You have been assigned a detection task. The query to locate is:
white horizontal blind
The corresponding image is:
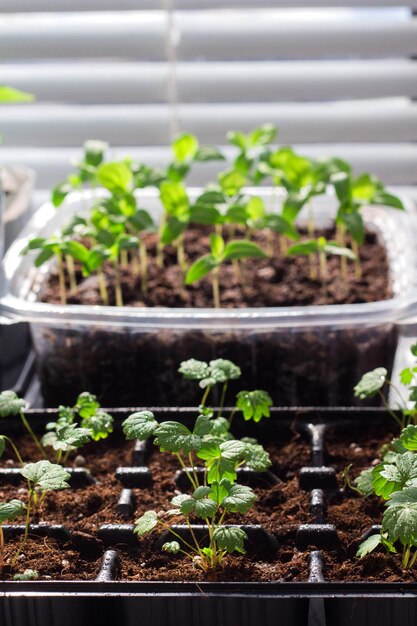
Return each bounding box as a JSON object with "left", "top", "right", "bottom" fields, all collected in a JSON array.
[{"left": 0, "top": 3, "right": 417, "bottom": 187}]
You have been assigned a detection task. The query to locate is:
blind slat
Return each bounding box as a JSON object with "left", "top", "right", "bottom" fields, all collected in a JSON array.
[
  {"left": 0, "top": 106, "right": 171, "bottom": 146},
  {"left": 177, "top": 14, "right": 417, "bottom": 59},
  {"left": 177, "top": 101, "right": 417, "bottom": 143},
  {"left": 0, "top": 13, "right": 166, "bottom": 61},
  {"left": 177, "top": 60, "right": 417, "bottom": 102},
  {"left": 3, "top": 0, "right": 416, "bottom": 10},
  {"left": 1, "top": 145, "right": 417, "bottom": 186},
  {"left": 0, "top": 64, "right": 170, "bottom": 104}
]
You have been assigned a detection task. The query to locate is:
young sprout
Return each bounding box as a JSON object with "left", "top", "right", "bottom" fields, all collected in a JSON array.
[
  {"left": 330, "top": 167, "right": 404, "bottom": 278},
  {"left": 0, "top": 391, "right": 46, "bottom": 458},
  {"left": 227, "top": 123, "right": 277, "bottom": 184},
  {"left": 12, "top": 461, "right": 70, "bottom": 564},
  {"left": 0, "top": 500, "right": 25, "bottom": 573},
  {"left": 21, "top": 235, "right": 72, "bottom": 305},
  {"left": 354, "top": 343, "right": 417, "bottom": 429},
  {"left": 159, "top": 181, "right": 190, "bottom": 275},
  {"left": 168, "top": 132, "right": 225, "bottom": 183},
  {"left": 52, "top": 140, "right": 108, "bottom": 208},
  {"left": 43, "top": 391, "right": 113, "bottom": 464},
  {"left": 121, "top": 376, "right": 270, "bottom": 573},
  {"left": 185, "top": 233, "right": 267, "bottom": 308},
  {"left": 287, "top": 236, "right": 356, "bottom": 298}
]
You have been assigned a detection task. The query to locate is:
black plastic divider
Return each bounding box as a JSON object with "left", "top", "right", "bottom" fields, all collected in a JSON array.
[{"left": 1, "top": 407, "right": 417, "bottom": 626}]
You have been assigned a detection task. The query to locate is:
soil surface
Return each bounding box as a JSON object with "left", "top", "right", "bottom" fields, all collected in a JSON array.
[
  {"left": 40, "top": 227, "right": 391, "bottom": 308},
  {"left": 324, "top": 424, "right": 396, "bottom": 474}
]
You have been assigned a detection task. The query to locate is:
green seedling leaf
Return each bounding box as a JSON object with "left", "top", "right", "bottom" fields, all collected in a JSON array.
[
  {"left": 185, "top": 255, "right": 218, "bottom": 284},
  {"left": 160, "top": 181, "right": 189, "bottom": 217},
  {"left": 154, "top": 421, "right": 201, "bottom": 454},
  {"left": 194, "top": 414, "right": 213, "bottom": 437},
  {"left": 242, "top": 441, "right": 271, "bottom": 472},
  {"left": 249, "top": 123, "right": 277, "bottom": 147},
  {"left": 331, "top": 172, "right": 351, "bottom": 204},
  {"left": 383, "top": 487, "right": 417, "bottom": 545},
  {"left": 52, "top": 181, "right": 73, "bottom": 207},
  {"left": 0, "top": 86, "right": 33, "bottom": 103},
  {"left": 83, "top": 139, "right": 108, "bottom": 167},
  {"left": 223, "top": 240, "right": 267, "bottom": 261},
  {"left": 172, "top": 133, "right": 199, "bottom": 163},
  {"left": 21, "top": 461, "right": 70, "bottom": 491},
  {"left": 97, "top": 162, "right": 132, "bottom": 194},
  {"left": 178, "top": 359, "right": 210, "bottom": 381},
  {"left": 401, "top": 368, "right": 414, "bottom": 386},
  {"left": 65, "top": 240, "right": 90, "bottom": 264},
  {"left": 122, "top": 411, "right": 159, "bottom": 441},
  {"left": 373, "top": 192, "right": 404, "bottom": 211},
  {"left": 81, "top": 410, "right": 113, "bottom": 441},
  {"left": 134, "top": 510, "right": 159, "bottom": 536},
  {"left": 356, "top": 534, "right": 382, "bottom": 559},
  {"left": 263, "top": 214, "right": 300, "bottom": 240},
  {"left": 194, "top": 146, "right": 225, "bottom": 162},
  {"left": 372, "top": 452, "right": 417, "bottom": 499},
  {"left": 218, "top": 170, "right": 247, "bottom": 197},
  {"left": 400, "top": 425, "right": 417, "bottom": 451},
  {"left": 0, "top": 499, "right": 24, "bottom": 523},
  {"left": 162, "top": 541, "right": 180, "bottom": 554},
  {"left": 236, "top": 390, "right": 272, "bottom": 422},
  {"left": 75, "top": 392, "right": 100, "bottom": 418},
  {"left": 0, "top": 391, "right": 26, "bottom": 417},
  {"left": 355, "top": 468, "right": 375, "bottom": 497},
  {"left": 208, "top": 359, "right": 241, "bottom": 384},
  {"left": 13, "top": 569, "right": 39, "bottom": 581},
  {"left": 337, "top": 210, "right": 365, "bottom": 245},
  {"left": 222, "top": 484, "right": 256, "bottom": 514},
  {"left": 42, "top": 424, "right": 91, "bottom": 452},
  {"left": 213, "top": 526, "right": 247, "bottom": 554},
  {"left": 287, "top": 241, "right": 319, "bottom": 256},
  {"left": 354, "top": 368, "right": 387, "bottom": 399}
]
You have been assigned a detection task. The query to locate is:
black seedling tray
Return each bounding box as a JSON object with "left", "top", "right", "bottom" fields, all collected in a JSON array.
[{"left": 0, "top": 407, "right": 416, "bottom": 626}]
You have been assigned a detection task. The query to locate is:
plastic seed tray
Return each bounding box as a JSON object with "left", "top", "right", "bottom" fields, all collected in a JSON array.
[{"left": 0, "top": 407, "right": 416, "bottom": 626}]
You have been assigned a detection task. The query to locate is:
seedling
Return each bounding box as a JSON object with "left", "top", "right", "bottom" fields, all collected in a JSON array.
[
  {"left": 43, "top": 391, "right": 113, "bottom": 464},
  {"left": 354, "top": 343, "right": 417, "bottom": 429},
  {"left": 287, "top": 236, "right": 356, "bottom": 297},
  {"left": 0, "top": 391, "right": 46, "bottom": 459},
  {"left": 0, "top": 499, "right": 25, "bottom": 573},
  {"left": 186, "top": 233, "right": 267, "bottom": 307},
  {"left": 227, "top": 123, "right": 277, "bottom": 184}
]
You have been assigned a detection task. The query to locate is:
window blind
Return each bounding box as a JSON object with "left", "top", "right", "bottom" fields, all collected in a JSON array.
[{"left": 0, "top": 3, "right": 416, "bottom": 187}]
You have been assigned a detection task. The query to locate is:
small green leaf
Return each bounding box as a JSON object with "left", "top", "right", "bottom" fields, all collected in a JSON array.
[
  {"left": 222, "top": 484, "right": 256, "bottom": 514},
  {"left": 134, "top": 510, "right": 159, "bottom": 536},
  {"left": 0, "top": 391, "right": 26, "bottom": 417},
  {"left": 194, "top": 145, "right": 225, "bottom": 162},
  {"left": 122, "top": 411, "right": 159, "bottom": 441},
  {"left": 185, "top": 255, "right": 218, "bottom": 284},
  {"left": 401, "top": 425, "right": 417, "bottom": 451},
  {"left": 383, "top": 488, "right": 417, "bottom": 545},
  {"left": 373, "top": 191, "right": 404, "bottom": 211},
  {"left": 0, "top": 499, "right": 24, "bottom": 523},
  {"left": 75, "top": 392, "right": 100, "bottom": 418},
  {"left": 83, "top": 139, "right": 108, "bottom": 167},
  {"left": 172, "top": 133, "right": 199, "bottom": 163},
  {"left": 354, "top": 368, "right": 387, "bottom": 399},
  {"left": 42, "top": 424, "right": 91, "bottom": 452},
  {"left": 162, "top": 541, "right": 180, "bottom": 554},
  {"left": 194, "top": 498, "right": 218, "bottom": 518},
  {"left": 372, "top": 452, "right": 417, "bottom": 499},
  {"left": 210, "top": 233, "right": 225, "bottom": 259},
  {"left": 178, "top": 359, "right": 210, "bottom": 381},
  {"left": 52, "top": 181, "right": 73, "bottom": 207},
  {"left": 13, "top": 569, "right": 39, "bottom": 581},
  {"left": 356, "top": 534, "right": 382, "bottom": 559},
  {"left": 97, "top": 162, "right": 132, "bottom": 193},
  {"left": 64, "top": 241, "right": 90, "bottom": 264},
  {"left": 208, "top": 359, "right": 241, "bottom": 384},
  {"left": 81, "top": 410, "right": 113, "bottom": 441},
  {"left": 193, "top": 414, "right": 213, "bottom": 437},
  {"left": 154, "top": 421, "right": 201, "bottom": 454},
  {"left": 160, "top": 181, "right": 189, "bottom": 217},
  {"left": 355, "top": 468, "right": 375, "bottom": 497},
  {"left": 401, "top": 368, "right": 414, "bottom": 386},
  {"left": 248, "top": 124, "right": 277, "bottom": 147},
  {"left": 0, "top": 86, "right": 33, "bottom": 103},
  {"left": 236, "top": 390, "right": 272, "bottom": 422},
  {"left": 218, "top": 170, "right": 247, "bottom": 197},
  {"left": 223, "top": 240, "right": 267, "bottom": 261},
  {"left": 287, "top": 241, "right": 319, "bottom": 256},
  {"left": 21, "top": 461, "right": 70, "bottom": 492},
  {"left": 213, "top": 526, "right": 247, "bottom": 554},
  {"left": 242, "top": 442, "right": 271, "bottom": 472}
]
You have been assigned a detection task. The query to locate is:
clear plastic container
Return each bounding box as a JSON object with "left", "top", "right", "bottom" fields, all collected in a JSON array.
[{"left": 1, "top": 187, "right": 417, "bottom": 407}]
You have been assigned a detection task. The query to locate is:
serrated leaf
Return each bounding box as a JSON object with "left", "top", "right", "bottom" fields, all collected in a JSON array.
[
  {"left": 222, "top": 484, "right": 256, "bottom": 513},
  {"left": 236, "top": 390, "right": 272, "bottom": 422},
  {"left": 13, "top": 569, "right": 39, "bottom": 581},
  {"left": 356, "top": 534, "right": 382, "bottom": 558},
  {"left": 75, "top": 392, "right": 100, "bottom": 418},
  {"left": 243, "top": 442, "right": 271, "bottom": 472},
  {"left": 194, "top": 498, "right": 217, "bottom": 518},
  {"left": 178, "top": 359, "right": 210, "bottom": 381},
  {"left": 213, "top": 526, "right": 247, "bottom": 554},
  {"left": 161, "top": 541, "right": 180, "bottom": 554},
  {"left": 21, "top": 461, "right": 70, "bottom": 491},
  {"left": 81, "top": 410, "right": 113, "bottom": 441},
  {"left": 355, "top": 468, "right": 375, "bottom": 497},
  {"left": 134, "top": 510, "right": 159, "bottom": 536},
  {"left": 122, "top": 411, "right": 158, "bottom": 441},
  {"left": 210, "top": 417, "right": 230, "bottom": 437},
  {"left": 42, "top": 424, "right": 91, "bottom": 452},
  {"left": 0, "top": 499, "right": 24, "bottom": 523},
  {"left": 208, "top": 359, "right": 241, "bottom": 384},
  {"left": 372, "top": 452, "right": 417, "bottom": 499},
  {"left": 400, "top": 425, "right": 417, "bottom": 451},
  {"left": 0, "top": 391, "right": 26, "bottom": 417},
  {"left": 193, "top": 486, "right": 211, "bottom": 500},
  {"left": 194, "top": 415, "right": 213, "bottom": 437},
  {"left": 354, "top": 368, "right": 387, "bottom": 399},
  {"left": 154, "top": 421, "right": 202, "bottom": 454},
  {"left": 383, "top": 488, "right": 417, "bottom": 545}
]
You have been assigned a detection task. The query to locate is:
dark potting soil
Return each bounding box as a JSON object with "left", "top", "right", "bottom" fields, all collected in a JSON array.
[
  {"left": 40, "top": 228, "right": 391, "bottom": 308},
  {"left": 119, "top": 531, "right": 309, "bottom": 582},
  {"left": 324, "top": 425, "right": 397, "bottom": 474},
  {"left": 2, "top": 534, "right": 102, "bottom": 581},
  {"left": 325, "top": 493, "right": 417, "bottom": 582}
]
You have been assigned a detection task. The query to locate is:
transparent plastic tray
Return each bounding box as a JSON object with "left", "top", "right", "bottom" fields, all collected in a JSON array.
[{"left": 1, "top": 187, "right": 417, "bottom": 407}]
